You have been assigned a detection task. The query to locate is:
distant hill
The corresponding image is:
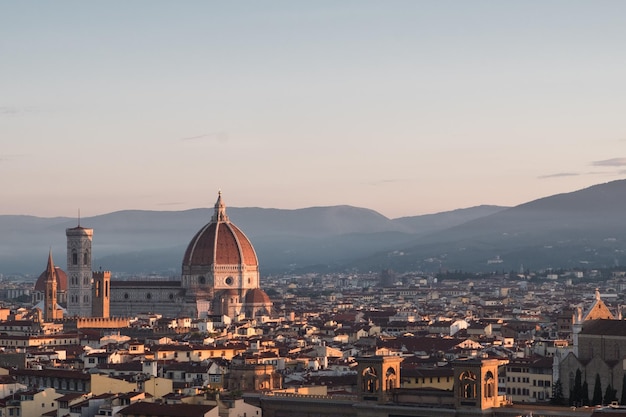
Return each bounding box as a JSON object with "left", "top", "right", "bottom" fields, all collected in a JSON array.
[
  {"left": 0, "top": 202, "right": 505, "bottom": 276},
  {"left": 348, "top": 179, "right": 626, "bottom": 273},
  {"left": 4, "top": 179, "right": 626, "bottom": 277}
]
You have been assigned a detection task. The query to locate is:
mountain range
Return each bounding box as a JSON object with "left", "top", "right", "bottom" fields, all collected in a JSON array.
[{"left": 2, "top": 179, "right": 626, "bottom": 277}]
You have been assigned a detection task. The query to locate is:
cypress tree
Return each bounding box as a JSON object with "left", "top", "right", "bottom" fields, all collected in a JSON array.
[
  {"left": 605, "top": 384, "right": 617, "bottom": 405},
  {"left": 552, "top": 379, "right": 564, "bottom": 405},
  {"left": 593, "top": 374, "right": 603, "bottom": 405},
  {"left": 571, "top": 369, "right": 583, "bottom": 406},
  {"left": 582, "top": 380, "right": 590, "bottom": 406}
]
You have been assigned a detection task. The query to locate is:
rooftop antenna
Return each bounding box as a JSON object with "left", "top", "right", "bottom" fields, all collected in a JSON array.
[{"left": 78, "top": 208, "right": 80, "bottom": 227}]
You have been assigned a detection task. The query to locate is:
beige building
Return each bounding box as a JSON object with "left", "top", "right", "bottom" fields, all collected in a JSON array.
[
  {"left": 0, "top": 387, "right": 62, "bottom": 417},
  {"left": 504, "top": 357, "right": 553, "bottom": 403},
  {"left": 401, "top": 366, "right": 454, "bottom": 391}
]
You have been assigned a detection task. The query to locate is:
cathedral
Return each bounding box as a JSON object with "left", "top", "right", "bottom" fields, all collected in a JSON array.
[
  {"left": 37, "top": 192, "right": 272, "bottom": 320},
  {"left": 555, "top": 289, "right": 626, "bottom": 404}
]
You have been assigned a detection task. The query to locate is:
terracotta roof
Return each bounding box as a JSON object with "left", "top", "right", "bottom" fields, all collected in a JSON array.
[
  {"left": 119, "top": 402, "right": 216, "bottom": 417},
  {"left": 182, "top": 193, "right": 257, "bottom": 268},
  {"left": 182, "top": 222, "right": 257, "bottom": 267},
  {"left": 34, "top": 266, "right": 68, "bottom": 292},
  {"left": 581, "top": 319, "right": 626, "bottom": 336},
  {"left": 11, "top": 368, "right": 90, "bottom": 380},
  {"left": 245, "top": 288, "right": 271, "bottom": 305}
]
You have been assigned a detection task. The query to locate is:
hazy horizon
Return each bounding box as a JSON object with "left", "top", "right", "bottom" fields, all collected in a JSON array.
[{"left": 3, "top": 1, "right": 626, "bottom": 219}]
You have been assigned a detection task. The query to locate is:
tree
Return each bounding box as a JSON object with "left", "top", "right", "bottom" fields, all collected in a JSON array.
[
  {"left": 571, "top": 369, "right": 583, "bottom": 406},
  {"left": 593, "top": 374, "right": 603, "bottom": 405},
  {"left": 605, "top": 384, "right": 617, "bottom": 405},
  {"left": 552, "top": 379, "right": 565, "bottom": 405},
  {"left": 582, "top": 380, "right": 590, "bottom": 406},
  {"left": 621, "top": 374, "right": 626, "bottom": 405}
]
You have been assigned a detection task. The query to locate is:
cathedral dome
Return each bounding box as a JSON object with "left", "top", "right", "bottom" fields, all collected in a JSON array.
[
  {"left": 182, "top": 192, "right": 258, "bottom": 269},
  {"left": 244, "top": 288, "right": 271, "bottom": 305},
  {"left": 34, "top": 267, "right": 68, "bottom": 292}
]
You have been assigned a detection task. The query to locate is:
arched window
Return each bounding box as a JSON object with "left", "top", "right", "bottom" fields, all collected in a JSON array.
[
  {"left": 362, "top": 367, "right": 379, "bottom": 393},
  {"left": 459, "top": 370, "right": 477, "bottom": 399},
  {"left": 83, "top": 250, "right": 89, "bottom": 266},
  {"left": 484, "top": 371, "right": 495, "bottom": 398},
  {"left": 385, "top": 367, "right": 397, "bottom": 390},
  {"left": 72, "top": 250, "right": 78, "bottom": 265}
]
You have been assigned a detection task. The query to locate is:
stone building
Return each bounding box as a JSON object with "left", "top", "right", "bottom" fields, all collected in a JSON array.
[
  {"left": 66, "top": 225, "right": 94, "bottom": 317},
  {"left": 258, "top": 356, "right": 513, "bottom": 417},
  {"left": 32, "top": 251, "right": 67, "bottom": 311},
  {"left": 106, "top": 192, "right": 273, "bottom": 319},
  {"left": 556, "top": 290, "right": 626, "bottom": 404}
]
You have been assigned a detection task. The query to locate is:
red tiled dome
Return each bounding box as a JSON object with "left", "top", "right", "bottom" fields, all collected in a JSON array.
[
  {"left": 34, "top": 267, "right": 67, "bottom": 292},
  {"left": 182, "top": 192, "right": 258, "bottom": 268},
  {"left": 245, "top": 288, "right": 271, "bottom": 305}
]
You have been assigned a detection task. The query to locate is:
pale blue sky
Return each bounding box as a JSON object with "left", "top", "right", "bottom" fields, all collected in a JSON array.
[{"left": 2, "top": 1, "right": 626, "bottom": 218}]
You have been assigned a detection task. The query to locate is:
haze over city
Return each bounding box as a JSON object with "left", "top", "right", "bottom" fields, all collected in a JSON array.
[{"left": 3, "top": 1, "right": 626, "bottom": 219}]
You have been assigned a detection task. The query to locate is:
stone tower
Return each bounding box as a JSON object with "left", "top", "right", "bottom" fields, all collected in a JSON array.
[
  {"left": 356, "top": 355, "right": 403, "bottom": 403},
  {"left": 92, "top": 270, "right": 110, "bottom": 318},
  {"left": 43, "top": 250, "right": 60, "bottom": 321},
  {"left": 66, "top": 225, "right": 93, "bottom": 317}
]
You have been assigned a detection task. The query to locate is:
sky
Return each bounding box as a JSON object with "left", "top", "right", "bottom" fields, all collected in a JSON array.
[{"left": 2, "top": 1, "right": 626, "bottom": 219}]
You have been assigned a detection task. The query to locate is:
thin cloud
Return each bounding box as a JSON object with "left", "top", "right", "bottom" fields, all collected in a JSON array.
[
  {"left": 537, "top": 172, "right": 580, "bottom": 179},
  {"left": 0, "top": 107, "right": 19, "bottom": 115},
  {"left": 0, "top": 106, "right": 40, "bottom": 116},
  {"left": 179, "top": 132, "right": 229, "bottom": 143},
  {"left": 592, "top": 158, "right": 626, "bottom": 167},
  {"left": 0, "top": 154, "right": 26, "bottom": 162}
]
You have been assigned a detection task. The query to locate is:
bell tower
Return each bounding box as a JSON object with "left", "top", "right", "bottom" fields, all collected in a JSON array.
[
  {"left": 66, "top": 224, "right": 93, "bottom": 317},
  {"left": 43, "top": 250, "right": 60, "bottom": 321},
  {"left": 453, "top": 357, "right": 509, "bottom": 410},
  {"left": 92, "top": 270, "right": 110, "bottom": 318},
  {"left": 356, "top": 355, "right": 403, "bottom": 403}
]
